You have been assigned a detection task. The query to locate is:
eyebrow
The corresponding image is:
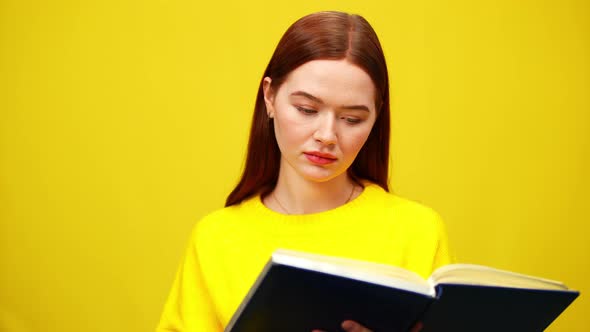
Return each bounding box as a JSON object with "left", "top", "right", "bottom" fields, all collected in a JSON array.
[{"left": 290, "top": 90, "right": 370, "bottom": 112}]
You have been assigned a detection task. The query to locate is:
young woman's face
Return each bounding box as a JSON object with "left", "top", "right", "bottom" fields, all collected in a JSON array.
[{"left": 263, "top": 59, "right": 378, "bottom": 183}]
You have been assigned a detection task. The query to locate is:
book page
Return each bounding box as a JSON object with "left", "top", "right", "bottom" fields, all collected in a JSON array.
[
  {"left": 428, "top": 263, "right": 569, "bottom": 290},
  {"left": 272, "top": 249, "right": 435, "bottom": 296}
]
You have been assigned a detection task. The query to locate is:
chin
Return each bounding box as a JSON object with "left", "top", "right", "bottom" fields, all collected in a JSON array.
[{"left": 298, "top": 167, "right": 347, "bottom": 183}]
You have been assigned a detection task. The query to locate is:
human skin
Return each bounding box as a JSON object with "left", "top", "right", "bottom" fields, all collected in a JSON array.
[
  {"left": 262, "top": 59, "right": 377, "bottom": 215},
  {"left": 312, "top": 320, "right": 424, "bottom": 332}
]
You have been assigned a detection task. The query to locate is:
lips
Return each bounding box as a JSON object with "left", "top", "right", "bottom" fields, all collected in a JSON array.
[{"left": 304, "top": 151, "right": 337, "bottom": 165}]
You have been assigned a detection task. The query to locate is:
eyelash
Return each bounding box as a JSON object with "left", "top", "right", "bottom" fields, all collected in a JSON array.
[
  {"left": 295, "top": 106, "right": 363, "bottom": 125},
  {"left": 295, "top": 106, "right": 317, "bottom": 115},
  {"left": 343, "top": 117, "right": 362, "bottom": 124}
]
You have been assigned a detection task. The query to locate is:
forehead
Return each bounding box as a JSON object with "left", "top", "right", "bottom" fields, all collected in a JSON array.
[{"left": 278, "top": 59, "right": 376, "bottom": 108}]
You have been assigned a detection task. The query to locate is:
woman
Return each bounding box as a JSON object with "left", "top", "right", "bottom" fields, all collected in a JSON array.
[{"left": 157, "top": 11, "right": 450, "bottom": 332}]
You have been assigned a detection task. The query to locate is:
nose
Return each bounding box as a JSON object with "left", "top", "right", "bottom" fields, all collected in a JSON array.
[{"left": 312, "top": 113, "right": 337, "bottom": 146}]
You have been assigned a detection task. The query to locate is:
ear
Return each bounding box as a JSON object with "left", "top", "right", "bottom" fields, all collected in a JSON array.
[{"left": 262, "top": 77, "right": 275, "bottom": 118}]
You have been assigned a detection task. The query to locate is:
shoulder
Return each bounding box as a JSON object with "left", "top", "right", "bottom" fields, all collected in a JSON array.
[
  {"left": 359, "top": 183, "right": 445, "bottom": 232},
  {"left": 361, "top": 183, "right": 440, "bottom": 217},
  {"left": 189, "top": 196, "right": 260, "bottom": 243}
]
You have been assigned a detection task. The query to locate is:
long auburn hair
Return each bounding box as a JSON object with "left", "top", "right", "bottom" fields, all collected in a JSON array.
[{"left": 226, "top": 11, "right": 390, "bottom": 207}]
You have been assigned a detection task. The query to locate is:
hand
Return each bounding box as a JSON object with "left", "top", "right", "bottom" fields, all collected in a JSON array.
[{"left": 312, "top": 320, "right": 423, "bottom": 332}]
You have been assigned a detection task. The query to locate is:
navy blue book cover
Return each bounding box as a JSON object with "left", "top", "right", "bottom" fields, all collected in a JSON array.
[
  {"left": 420, "top": 284, "right": 579, "bottom": 332},
  {"left": 225, "top": 264, "right": 434, "bottom": 332},
  {"left": 225, "top": 255, "right": 579, "bottom": 332}
]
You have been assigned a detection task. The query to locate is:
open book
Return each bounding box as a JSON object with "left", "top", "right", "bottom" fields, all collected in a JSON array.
[{"left": 225, "top": 249, "right": 579, "bottom": 332}]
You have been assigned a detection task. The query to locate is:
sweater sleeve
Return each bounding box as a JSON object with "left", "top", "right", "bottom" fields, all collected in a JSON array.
[
  {"left": 156, "top": 228, "right": 223, "bottom": 332},
  {"left": 431, "top": 213, "right": 453, "bottom": 271}
]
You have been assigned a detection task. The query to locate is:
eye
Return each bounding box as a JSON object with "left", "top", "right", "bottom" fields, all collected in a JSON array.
[
  {"left": 295, "top": 106, "right": 317, "bottom": 115},
  {"left": 343, "top": 117, "right": 362, "bottom": 125}
]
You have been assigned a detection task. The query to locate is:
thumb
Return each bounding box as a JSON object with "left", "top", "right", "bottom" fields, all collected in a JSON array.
[
  {"left": 341, "top": 320, "right": 372, "bottom": 332},
  {"left": 410, "top": 321, "right": 424, "bottom": 332}
]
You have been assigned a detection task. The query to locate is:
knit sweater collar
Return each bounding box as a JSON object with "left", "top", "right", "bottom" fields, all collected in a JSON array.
[{"left": 239, "top": 182, "right": 385, "bottom": 224}]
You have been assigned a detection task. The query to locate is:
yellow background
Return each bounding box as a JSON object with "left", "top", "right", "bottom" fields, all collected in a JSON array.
[{"left": 1, "top": 0, "right": 588, "bottom": 331}]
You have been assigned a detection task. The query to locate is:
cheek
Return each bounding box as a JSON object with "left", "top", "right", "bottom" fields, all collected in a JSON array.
[
  {"left": 340, "top": 128, "right": 373, "bottom": 156},
  {"left": 273, "top": 114, "right": 310, "bottom": 150}
]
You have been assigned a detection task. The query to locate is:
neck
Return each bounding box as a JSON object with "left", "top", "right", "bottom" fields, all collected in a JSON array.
[{"left": 269, "top": 165, "right": 358, "bottom": 215}]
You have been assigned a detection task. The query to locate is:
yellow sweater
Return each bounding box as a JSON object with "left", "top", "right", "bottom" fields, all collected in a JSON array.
[{"left": 157, "top": 183, "right": 451, "bottom": 332}]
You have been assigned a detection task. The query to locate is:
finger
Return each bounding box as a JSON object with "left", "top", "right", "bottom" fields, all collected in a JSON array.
[
  {"left": 341, "top": 320, "right": 373, "bottom": 332},
  {"left": 409, "top": 321, "right": 424, "bottom": 332}
]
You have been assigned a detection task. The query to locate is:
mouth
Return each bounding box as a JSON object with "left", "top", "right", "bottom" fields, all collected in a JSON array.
[{"left": 303, "top": 152, "right": 337, "bottom": 165}]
